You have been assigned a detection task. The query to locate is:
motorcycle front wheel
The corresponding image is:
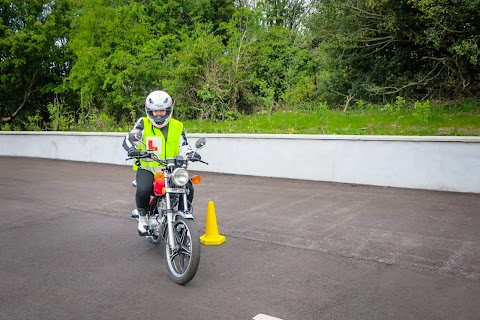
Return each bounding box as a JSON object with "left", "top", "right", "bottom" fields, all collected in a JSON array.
[{"left": 164, "top": 216, "right": 201, "bottom": 285}]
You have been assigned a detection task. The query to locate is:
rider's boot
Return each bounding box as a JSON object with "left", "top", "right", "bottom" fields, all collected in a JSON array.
[{"left": 137, "top": 208, "right": 148, "bottom": 236}]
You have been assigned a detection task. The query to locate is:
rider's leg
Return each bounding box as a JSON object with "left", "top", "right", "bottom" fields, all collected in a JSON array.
[{"left": 135, "top": 169, "right": 154, "bottom": 235}]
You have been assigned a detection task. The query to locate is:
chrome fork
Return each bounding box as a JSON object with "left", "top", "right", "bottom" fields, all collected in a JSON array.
[{"left": 164, "top": 175, "right": 176, "bottom": 251}]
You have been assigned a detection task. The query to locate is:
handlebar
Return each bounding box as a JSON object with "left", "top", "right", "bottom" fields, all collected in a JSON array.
[
  {"left": 126, "top": 150, "right": 155, "bottom": 159},
  {"left": 126, "top": 151, "right": 208, "bottom": 165},
  {"left": 126, "top": 151, "right": 165, "bottom": 165}
]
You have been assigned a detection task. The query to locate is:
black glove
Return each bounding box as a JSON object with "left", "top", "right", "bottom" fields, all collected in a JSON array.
[
  {"left": 188, "top": 151, "right": 201, "bottom": 161},
  {"left": 128, "top": 148, "right": 142, "bottom": 158}
]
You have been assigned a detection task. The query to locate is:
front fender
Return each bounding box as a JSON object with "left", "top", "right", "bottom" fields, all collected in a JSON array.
[{"left": 173, "top": 211, "right": 194, "bottom": 220}]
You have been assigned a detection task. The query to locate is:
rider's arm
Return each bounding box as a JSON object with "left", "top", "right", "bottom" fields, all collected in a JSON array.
[{"left": 122, "top": 118, "right": 144, "bottom": 152}]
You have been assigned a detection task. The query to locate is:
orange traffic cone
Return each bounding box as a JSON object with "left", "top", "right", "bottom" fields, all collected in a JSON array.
[{"left": 200, "top": 201, "right": 226, "bottom": 245}]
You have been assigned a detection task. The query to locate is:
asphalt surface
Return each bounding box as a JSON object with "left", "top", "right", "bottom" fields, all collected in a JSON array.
[{"left": 0, "top": 156, "right": 479, "bottom": 320}]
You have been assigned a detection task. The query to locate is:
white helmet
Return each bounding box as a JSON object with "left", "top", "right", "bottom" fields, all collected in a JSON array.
[{"left": 145, "top": 90, "right": 174, "bottom": 128}]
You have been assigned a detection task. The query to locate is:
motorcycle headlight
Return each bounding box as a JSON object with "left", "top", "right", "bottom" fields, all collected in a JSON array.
[{"left": 172, "top": 168, "right": 189, "bottom": 186}]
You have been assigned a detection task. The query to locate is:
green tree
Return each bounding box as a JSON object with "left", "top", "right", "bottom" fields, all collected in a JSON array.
[
  {"left": 0, "top": 0, "right": 73, "bottom": 128},
  {"left": 67, "top": 0, "right": 160, "bottom": 120},
  {"left": 66, "top": 0, "right": 236, "bottom": 122},
  {"left": 259, "top": 0, "right": 309, "bottom": 30},
  {"left": 162, "top": 4, "right": 316, "bottom": 119},
  {"left": 160, "top": 8, "right": 261, "bottom": 120},
  {"left": 307, "top": 0, "right": 480, "bottom": 103}
]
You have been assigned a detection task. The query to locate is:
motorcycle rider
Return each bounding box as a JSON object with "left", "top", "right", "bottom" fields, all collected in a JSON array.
[{"left": 123, "top": 90, "right": 199, "bottom": 235}]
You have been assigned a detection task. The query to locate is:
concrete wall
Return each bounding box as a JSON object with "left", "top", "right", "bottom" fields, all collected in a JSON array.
[{"left": 1, "top": 132, "right": 479, "bottom": 193}]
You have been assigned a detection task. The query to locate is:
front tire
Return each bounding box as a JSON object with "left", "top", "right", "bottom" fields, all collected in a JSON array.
[{"left": 164, "top": 216, "right": 201, "bottom": 285}]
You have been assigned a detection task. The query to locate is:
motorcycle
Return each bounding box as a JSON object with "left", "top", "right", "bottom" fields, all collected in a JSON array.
[{"left": 127, "top": 129, "right": 208, "bottom": 285}]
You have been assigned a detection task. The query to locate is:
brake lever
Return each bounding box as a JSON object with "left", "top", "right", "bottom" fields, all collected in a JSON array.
[
  {"left": 189, "top": 158, "right": 208, "bottom": 165},
  {"left": 126, "top": 153, "right": 151, "bottom": 161}
]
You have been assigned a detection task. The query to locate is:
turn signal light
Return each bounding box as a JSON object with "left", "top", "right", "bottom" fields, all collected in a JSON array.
[
  {"left": 154, "top": 172, "right": 164, "bottom": 181},
  {"left": 191, "top": 175, "right": 201, "bottom": 184}
]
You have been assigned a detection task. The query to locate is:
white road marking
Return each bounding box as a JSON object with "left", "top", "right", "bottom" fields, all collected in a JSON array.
[{"left": 253, "top": 314, "right": 284, "bottom": 320}]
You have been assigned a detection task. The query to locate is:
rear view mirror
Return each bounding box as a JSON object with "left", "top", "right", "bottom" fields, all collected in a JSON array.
[
  {"left": 195, "top": 138, "right": 206, "bottom": 149},
  {"left": 129, "top": 129, "right": 143, "bottom": 142}
]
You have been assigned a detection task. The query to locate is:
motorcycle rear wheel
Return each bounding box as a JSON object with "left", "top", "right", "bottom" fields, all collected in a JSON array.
[{"left": 164, "top": 216, "right": 201, "bottom": 285}]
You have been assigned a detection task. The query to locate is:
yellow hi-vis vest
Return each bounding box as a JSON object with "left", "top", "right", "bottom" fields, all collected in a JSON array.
[{"left": 133, "top": 117, "right": 183, "bottom": 171}]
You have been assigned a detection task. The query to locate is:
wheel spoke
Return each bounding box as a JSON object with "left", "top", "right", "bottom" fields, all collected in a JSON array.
[
  {"left": 177, "top": 226, "right": 187, "bottom": 243},
  {"left": 180, "top": 245, "right": 191, "bottom": 255},
  {"left": 174, "top": 230, "right": 182, "bottom": 243},
  {"left": 179, "top": 254, "right": 185, "bottom": 271},
  {"left": 170, "top": 250, "right": 179, "bottom": 261},
  {"left": 179, "top": 230, "right": 186, "bottom": 244},
  {"left": 173, "top": 223, "right": 191, "bottom": 254}
]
